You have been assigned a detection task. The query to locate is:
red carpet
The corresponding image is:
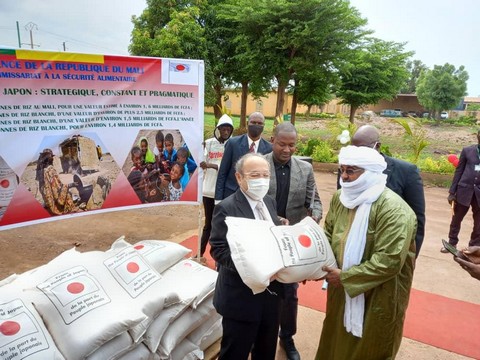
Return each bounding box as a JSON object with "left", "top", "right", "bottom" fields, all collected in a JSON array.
[{"left": 181, "top": 236, "right": 480, "bottom": 359}]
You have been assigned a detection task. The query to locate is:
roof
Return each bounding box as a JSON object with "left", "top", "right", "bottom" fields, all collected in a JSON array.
[{"left": 464, "top": 97, "right": 480, "bottom": 103}]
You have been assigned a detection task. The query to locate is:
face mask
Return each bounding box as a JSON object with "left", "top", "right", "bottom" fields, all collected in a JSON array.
[
  {"left": 245, "top": 178, "right": 269, "bottom": 200},
  {"left": 248, "top": 124, "right": 264, "bottom": 138}
]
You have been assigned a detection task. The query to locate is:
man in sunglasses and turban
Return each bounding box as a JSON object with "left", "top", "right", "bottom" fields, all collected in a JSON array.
[{"left": 315, "top": 145, "right": 416, "bottom": 360}]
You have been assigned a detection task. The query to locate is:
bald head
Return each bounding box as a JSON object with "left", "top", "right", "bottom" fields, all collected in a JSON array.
[{"left": 351, "top": 125, "right": 381, "bottom": 152}]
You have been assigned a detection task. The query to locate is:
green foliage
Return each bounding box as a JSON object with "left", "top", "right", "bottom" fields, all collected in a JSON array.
[
  {"left": 416, "top": 63, "right": 469, "bottom": 120},
  {"left": 468, "top": 104, "right": 480, "bottom": 111},
  {"left": 311, "top": 141, "right": 338, "bottom": 163},
  {"left": 443, "top": 115, "right": 477, "bottom": 126},
  {"left": 417, "top": 156, "right": 455, "bottom": 174},
  {"left": 400, "top": 59, "right": 427, "bottom": 94},
  {"left": 298, "top": 112, "right": 338, "bottom": 119},
  {"left": 296, "top": 139, "right": 323, "bottom": 157},
  {"left": 337, "top": 37, "right": 413, "bottom": 122},
  {"left": 380, "top": 144, "right": 392, "bottom": 156},
  {"left": 219, "top": 0, "right": 368, "bottom": 118},
  {"left": 392, "top": 118, "right": 429, "bottom": 163}
]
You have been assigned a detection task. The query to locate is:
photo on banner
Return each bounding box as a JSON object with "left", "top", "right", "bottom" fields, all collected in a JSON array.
[{"left": 0, "top": 49, "right": 204, "bottom": 229}]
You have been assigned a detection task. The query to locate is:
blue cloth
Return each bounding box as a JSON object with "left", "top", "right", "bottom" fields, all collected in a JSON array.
[
  {"left": 164, "top": 148, "right": 177, "bottom": 162},
  {"left": 180, "top": 163, "right": 189, "bottom": 190}
]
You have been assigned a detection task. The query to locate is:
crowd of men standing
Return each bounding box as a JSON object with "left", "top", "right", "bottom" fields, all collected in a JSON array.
[{"left": 201, "top": 111, "right": 479, "bottom": 360}]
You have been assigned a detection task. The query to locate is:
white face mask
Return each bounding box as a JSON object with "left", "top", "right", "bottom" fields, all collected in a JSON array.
[{"left": 245, "top": 178, "right": 269, "bottom": 201}]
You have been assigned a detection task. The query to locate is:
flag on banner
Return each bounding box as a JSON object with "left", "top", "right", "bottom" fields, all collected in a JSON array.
[{"left": 162, "top": 59, "right": 199, "bottom": 85}]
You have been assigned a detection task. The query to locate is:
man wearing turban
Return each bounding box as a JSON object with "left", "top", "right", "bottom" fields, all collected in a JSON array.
[{"left": 315, "top": 145, "right": 416, "bottom": 360}]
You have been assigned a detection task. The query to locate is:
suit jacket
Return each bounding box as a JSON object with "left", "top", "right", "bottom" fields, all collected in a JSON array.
[
  {"left": 264, "top": 153, "right": 322, "bottom": 225},
  {"left": 209, "top": 190, "right": 283, "bottom": 321},
  {"left": 383, "top": 155, "right": 425, "bottom": 256},
  {"left": 214, "top": 134, "right": 272, "bottom": 201},
  {"left": 450, "top": 144, "right": 480, "bottom": 207}
]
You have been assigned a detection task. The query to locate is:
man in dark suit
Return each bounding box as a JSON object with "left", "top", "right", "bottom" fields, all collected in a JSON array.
[
  {"left": 210, "top": 153, "right": 284, "bottom": 360},
  {"left": 443, "top": 130, "right": 480, "bottom": 251},
  {"left": 215, "top": 112, "right": 272, "bottom": 201},
  {"left": 351, "top": 125, "right": 426, "bottom": 257},
  {"left": 264, "top": 122, "right": 322, "bottom": 360}
]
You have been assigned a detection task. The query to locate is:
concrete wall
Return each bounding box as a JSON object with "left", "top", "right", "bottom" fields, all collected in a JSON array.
[{"left": 204, "top": 90, "right": 350, "bottom": 117}]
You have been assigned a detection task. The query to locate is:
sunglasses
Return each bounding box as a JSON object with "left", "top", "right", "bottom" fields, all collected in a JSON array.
[{"left": 338, "top": 167, "right": 364, "bottom": 176}]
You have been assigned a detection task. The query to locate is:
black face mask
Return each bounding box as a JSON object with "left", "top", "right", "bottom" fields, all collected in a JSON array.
[{"left": 248, "top": 124, "right": 264, "bottom": 138}]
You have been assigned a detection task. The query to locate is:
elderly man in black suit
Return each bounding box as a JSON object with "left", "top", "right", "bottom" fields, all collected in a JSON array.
[
  {"left": 351, "top": 125, "right": 426, "bottom": 257},
  {"left": 264, "top": 122, "right": 322, "bottom": 360},
  {"left": 215, "top": 112, "right": 272, "bottom": 201},
  {"left": 210, "top": 153, "right": 284, "bottom": 360},
  {"left": 443, "top": 129, "right": 480, "bottom": 251}
]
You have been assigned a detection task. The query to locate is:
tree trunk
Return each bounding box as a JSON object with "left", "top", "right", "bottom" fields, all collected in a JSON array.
[
  {"left": 213, "top": 81, "right": 222, "bottom": 119},
  {"left": 275, "top": 78, "right": 287, "bottom": 125},
  {"left": 239, "top": 81, "right": 248, "bottom": 131},
  {"left": 306, "top": 105, "right": 312, "bottom": 120},
  {"left": 290, "top": 88, "right": 298, "bottom": 126},
  {"left": 349, "top": 105, "right": 358, "bottom": 124}
]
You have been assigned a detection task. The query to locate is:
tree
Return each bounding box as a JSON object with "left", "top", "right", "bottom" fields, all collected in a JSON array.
[
  {"left": 129, "top": 0, "right": 231, "bottom": 117},
  {"left": 416, "top": 63, "right": 468, "bottom": 121},
  {"left": 400, "top": 59, "right": 428, "bottom": 94},
  {"left": 337, "top": 38, "right": 413, "bottom": 123},
  {"left": 219, "top": 0, "right": 368, "bottom": 124},
  {"left": 293, "top": 69, "right": 337, "bottom": 122}
]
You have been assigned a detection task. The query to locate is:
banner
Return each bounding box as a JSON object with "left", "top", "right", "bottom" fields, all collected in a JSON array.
[{"left": 0, "top": 49, "right": 204, "bottom": 230}]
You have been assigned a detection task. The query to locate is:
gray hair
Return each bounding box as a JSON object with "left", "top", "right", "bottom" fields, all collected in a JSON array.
[
  {"left": 235, "top": 153, "right": 267, "bottom": 174},
  {"left": 248, "top": 112, "right": 265, "bottom": 124}
]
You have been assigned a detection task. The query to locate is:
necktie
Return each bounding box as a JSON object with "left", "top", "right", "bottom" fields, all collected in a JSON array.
[
  {"left": 255, "top": 201, "right": 269, "bottom": 221},
  {"left": 249, "top": 142, "right": 256, "bottom": 153}
]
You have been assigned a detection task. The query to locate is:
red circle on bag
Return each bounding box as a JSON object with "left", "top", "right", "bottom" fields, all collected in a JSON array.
[
  {"left": 134, "top": 245, "right": 144, "bottom": 250},
  {"left": 0, "top": 321, "right": 21, "bottom": 336},
  {"left": 0, "top": 179, "right": 9, "bottom": 188},
  {"left": 67, "top": 282, "right": 85, "bottom": 294},
  {"left": 127, "top": 262, "right": 140, "bottom": 273},
  {"left": 298, "top": 235, "right": 312, "bottom": 247}
]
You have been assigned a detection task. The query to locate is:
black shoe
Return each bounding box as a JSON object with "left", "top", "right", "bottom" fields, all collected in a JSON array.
[{"left": 279, "top": 338, "right": 301, "bottom": 360}]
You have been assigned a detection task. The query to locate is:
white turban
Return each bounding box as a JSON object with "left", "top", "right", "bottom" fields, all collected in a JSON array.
[{"left": 338, "top": 145, "right": 386, "bottom": 173}]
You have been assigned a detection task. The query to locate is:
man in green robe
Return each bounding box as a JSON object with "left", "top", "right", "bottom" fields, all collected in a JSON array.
[{"left": 316, "top": 145, "right": 416, "bottom": 360}]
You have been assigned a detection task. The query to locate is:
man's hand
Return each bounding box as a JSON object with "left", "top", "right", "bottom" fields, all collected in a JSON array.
[
  {"left": 454, "top": 257, "right": 480, "bottom": 281},
  {"left": 322, "top": 266, "right": 342, "bottom": 288},
  {"left": 448, "top": 193, "right": 456, "bottom": 205},
  {"left": 278, "top": 217, "right": 289, "bottom": 225},
  {"left": 460, "top": 246, "right": 480, "bottom": 264},
  {"left": 200, "top": 161, "right": 208, "bottom": 170}
]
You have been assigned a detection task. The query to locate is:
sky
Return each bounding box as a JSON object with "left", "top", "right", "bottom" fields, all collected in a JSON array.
[
  {"left": 0, "top": 0, "right": 478, "bottom": 96},
  {"left": 349, "top": 0, "right": 480, "bottom": 97}
]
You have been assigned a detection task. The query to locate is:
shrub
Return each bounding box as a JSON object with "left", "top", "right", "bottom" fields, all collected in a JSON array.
[
  {"left": 417, "top": 156, "right": 455, "bottom": 174},
  {"left": 311, "top": 141, "right": 338, "bottom": 163},
  {"left": 296, "top": 139, "right": 323, "bottom": 157}
]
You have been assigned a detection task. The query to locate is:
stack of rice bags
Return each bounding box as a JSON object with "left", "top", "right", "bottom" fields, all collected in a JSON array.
[{"left": 0, "top": 236, "right": 221, "bottom": 360}]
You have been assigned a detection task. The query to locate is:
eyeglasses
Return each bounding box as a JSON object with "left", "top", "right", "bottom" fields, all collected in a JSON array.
[
  {"left": 244, "top": 172, "right": 270, "bottom": 179},
  {"left": 338, "top": 167, "right": 364, "bottom": 176}
]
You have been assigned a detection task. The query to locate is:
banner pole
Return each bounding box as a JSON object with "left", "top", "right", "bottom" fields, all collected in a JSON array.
[{"left": 197, "top": 202, "right": 203, "bottom": 261}]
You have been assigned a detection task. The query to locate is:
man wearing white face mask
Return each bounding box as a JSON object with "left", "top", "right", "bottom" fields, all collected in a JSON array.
[{"left": 209, "top": 153, "right": 284, "bottom": 360}]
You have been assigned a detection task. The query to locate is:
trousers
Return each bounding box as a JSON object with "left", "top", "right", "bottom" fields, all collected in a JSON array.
[
  {"left": 200, "top": 196, "right": 215, "bottom": 256},
  {"left": 279, "top": 282, "right": 299, "bottom": 339},
  {"left": 448, "top": 195, "right": 480, "bottom": 247}
]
